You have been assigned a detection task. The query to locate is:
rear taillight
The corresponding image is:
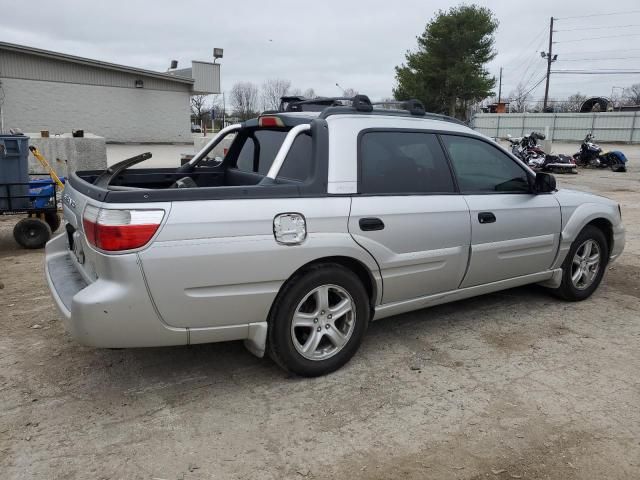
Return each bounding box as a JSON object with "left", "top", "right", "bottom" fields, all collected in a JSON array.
[{"left": 82, "top": 205, "right": 164, "bottom": 252}]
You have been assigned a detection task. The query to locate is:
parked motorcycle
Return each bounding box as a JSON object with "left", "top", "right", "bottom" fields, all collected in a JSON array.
[
  {"left": 507, "top": 132, "right": 577, "bottom": 173},
  {"left": 573, "top": 133, "right": 627, "bottom": 172},
  {"left": 537, "top": 154, "right": 578, "bottom": 174},
  {"left": 508, "top": 132, "right": 545, "bottom": 165}
]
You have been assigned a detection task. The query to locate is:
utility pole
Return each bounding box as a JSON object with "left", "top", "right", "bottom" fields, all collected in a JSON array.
[
  {"left": 543, "top": 16, "right": 554, "bottom": 110},
  {"left": 498, "top": 67, "right": 503, "bottom": 103}
]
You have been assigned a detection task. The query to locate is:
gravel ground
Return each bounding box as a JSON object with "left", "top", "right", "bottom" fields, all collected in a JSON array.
[{"left": 1, "top": 147, "right": 639, "bottom": 480}]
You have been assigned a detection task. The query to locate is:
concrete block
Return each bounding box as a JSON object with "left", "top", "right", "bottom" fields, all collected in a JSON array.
[
  {"left": 194, "top": 134, "right": 234, "bottom": 158},
  {"left": 27, "top": 134, "right": 107, "bottom": 177}
]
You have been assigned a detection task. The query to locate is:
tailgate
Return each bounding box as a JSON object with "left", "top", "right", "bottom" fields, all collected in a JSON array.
[{"left": 60, "top": 175, "right": 172, "bottom": 281}]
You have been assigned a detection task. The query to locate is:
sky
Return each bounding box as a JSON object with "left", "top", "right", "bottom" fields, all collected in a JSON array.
[{"left": 1, "top": 0, "right": 639, "bottom": 105}]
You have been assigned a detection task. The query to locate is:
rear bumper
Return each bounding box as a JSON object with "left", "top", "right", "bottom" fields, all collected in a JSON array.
[{"left": 45, "top": 233, "right": 188, "bottom": 347}]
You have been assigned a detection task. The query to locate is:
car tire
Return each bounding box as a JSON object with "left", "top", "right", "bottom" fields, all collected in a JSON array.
[
  {"left": 13, "top": 218, "right": 52, "bottom": 249},
  {"left": 267, "top": 263, "right": 370, "bottom": 377},
  {"left": 551, "top": 225, "right": 608, "bottom": 301}
]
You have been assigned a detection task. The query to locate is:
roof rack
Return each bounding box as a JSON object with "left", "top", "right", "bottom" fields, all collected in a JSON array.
[
  {"left": 371, "top": 99, "right": 426, "bottom": 116},
  {"left": 283, "top": 96, "right": 351, "bottom": 112},
  {"left": 285, "top": 94, "right": 376, "bottom": 113},
  {"left": 274, "top": 94, "right": 465, "bottom": 126}
]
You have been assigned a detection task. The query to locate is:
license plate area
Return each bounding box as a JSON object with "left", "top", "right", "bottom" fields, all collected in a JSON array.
[{"left": 66, "top": 223, "right": 85, "bottom": 265}]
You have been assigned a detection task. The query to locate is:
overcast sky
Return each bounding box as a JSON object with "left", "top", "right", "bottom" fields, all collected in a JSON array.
[{"left": 2, "top": 0, "right": 639, "bottom": 104}]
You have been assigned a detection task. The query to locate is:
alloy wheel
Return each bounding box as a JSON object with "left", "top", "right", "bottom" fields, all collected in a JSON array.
[
  {"left": 571, "top": 239, "right": 601, "bottom": 290},
  {"left": 290, "top": 284, "right": 356, "bottom": 361}
]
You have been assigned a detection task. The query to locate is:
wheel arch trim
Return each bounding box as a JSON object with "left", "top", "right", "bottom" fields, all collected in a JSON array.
[{"left": 553, "top": 203, "right": 619, "bottom": 269}]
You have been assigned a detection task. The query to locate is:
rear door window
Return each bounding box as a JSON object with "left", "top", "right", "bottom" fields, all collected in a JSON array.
[{"left": 359, "top": 131, "right": 456, "bottom": 194}]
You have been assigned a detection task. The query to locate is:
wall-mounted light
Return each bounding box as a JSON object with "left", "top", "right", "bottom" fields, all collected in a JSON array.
[
  {"left": 135, "top": 79, "right": 144, "bottom": 88},
  {"left": 213, "top": 48, "right": 224, "bottom": 64}
]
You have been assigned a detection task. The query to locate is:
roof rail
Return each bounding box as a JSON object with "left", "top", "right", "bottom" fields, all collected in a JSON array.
[
  {"left": 273, "top": 94, "right": 466, "bottom": 126},
  {"left": 352, "top": 95, "right": 373, "bottom": 112},
  {"left": 283, "top": 96, "right": 353, "bottom": 112},
  {"left": 370, "top": 99, "right": 426, "bottom": 116}
]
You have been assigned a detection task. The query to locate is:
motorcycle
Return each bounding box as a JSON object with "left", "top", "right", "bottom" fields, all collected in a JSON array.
[
  {"left": 573, "top": 133, "right": 627, "bottom": 172},
  {"left": 537, "top": 154, "right": 578, "bottom": 174},
  {"left": 508, "top": 132, "right": 545, "bottom": 166},
  {"left": 507, "top": 132, "right": 577, "bottom": 174}
]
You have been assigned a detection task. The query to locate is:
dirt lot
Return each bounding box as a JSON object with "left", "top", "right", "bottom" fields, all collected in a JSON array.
[{"left": 1, "top": 151, "right": 639, "bottom": 479}]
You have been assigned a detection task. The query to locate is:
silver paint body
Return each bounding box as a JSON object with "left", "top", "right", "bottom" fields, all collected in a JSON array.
[{"left": 45, "top": 114, "right": 626, "bottom": 356}]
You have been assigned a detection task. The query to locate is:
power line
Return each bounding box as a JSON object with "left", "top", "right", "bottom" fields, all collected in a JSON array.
[
  {"left": 555, "top": 33, "right": 640, "bottom": 43},
  {"left": 560, "top": 47, "right": 640, "bottom": 55},
  {"left": 501, "top": 25, "right": 548, "bottom": 73},
  {"left": 555, "top": 9, "right": 640, "bottom": 20},
  {"left": 552, "top": 69, "right": 640, "bottom": 74},
  {"left": 522, "top": 67, "right": 546, "bottom": 92},
  {"left": 523, "top": 75, "right": 547, "bottom": 97},
  {"left": 557, "top": 56, "right": 640, "bottom": 62},
  {"left": 518, "top": 37, "right": 549, "bottom": 84},
  {"left": 554, "top": 23, "right": 640, "bottom": 32}
]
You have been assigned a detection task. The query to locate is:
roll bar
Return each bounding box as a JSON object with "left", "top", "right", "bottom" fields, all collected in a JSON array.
[
  {"left": 187, "top": 123, "right": 242, "bottom": 166},
  {"left": 265, "top": 124, "right": 311, "bottom": 180}
]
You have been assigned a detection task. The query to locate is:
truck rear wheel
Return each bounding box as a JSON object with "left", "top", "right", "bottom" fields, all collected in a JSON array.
[
  {"left": 267, "top": 263, "right": 370, "bottom": 377},
  {"left": 13, "top": 218, "right": 52, "bottom": 249}
]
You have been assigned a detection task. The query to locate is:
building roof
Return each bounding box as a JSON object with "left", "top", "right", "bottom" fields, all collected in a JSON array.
[{"left": 0, "top": 41, "right": 194, "bottom": 85}]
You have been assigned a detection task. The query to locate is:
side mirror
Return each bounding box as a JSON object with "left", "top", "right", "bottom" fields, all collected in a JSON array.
[{"left": 533, "top": 172, "right": 556, "bottom": 193}]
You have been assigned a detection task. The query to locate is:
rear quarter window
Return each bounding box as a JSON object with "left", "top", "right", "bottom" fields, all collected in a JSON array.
[{"left": 234, "top": 129, "right": 313, "bottom": 182}]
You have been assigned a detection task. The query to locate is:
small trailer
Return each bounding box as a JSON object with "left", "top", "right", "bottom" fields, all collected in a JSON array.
[{"left": 0, "top": 135, "right": 63, "bottom": 249}]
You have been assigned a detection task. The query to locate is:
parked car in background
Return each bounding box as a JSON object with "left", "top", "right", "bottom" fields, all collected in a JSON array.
[
  {"left": 46, "top": 95, "right": 625, "bottom": 376},
  {"left": 191, "top": 123, "right": 202, "bottom": 133}
]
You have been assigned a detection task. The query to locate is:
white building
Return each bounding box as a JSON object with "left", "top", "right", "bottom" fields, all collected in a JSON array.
[{"left": 0, "top": 41, "right": 220, "bottom": 143}]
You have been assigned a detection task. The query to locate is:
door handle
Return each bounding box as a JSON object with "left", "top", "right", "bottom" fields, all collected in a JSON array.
[
  {"left": 478, "top": 212, "right": 496, "bottom": 224},
  {"left": 359, "top": 217, "right": 385, "bottom": 231}
]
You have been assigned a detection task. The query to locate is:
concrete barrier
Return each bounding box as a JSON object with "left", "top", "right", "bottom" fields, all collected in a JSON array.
[
  {"left": 27, "top": 133, "right": 107, "bottom": 177},
  {"left": 193, "top": 134, "right": 234, "bottom": 158}
]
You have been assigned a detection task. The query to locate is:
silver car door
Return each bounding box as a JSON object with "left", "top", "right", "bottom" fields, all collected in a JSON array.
[
  {"left": 348, "top": 130, "right": 471, "bottom": 304},
  {"left": 440, "top": 134, "right": 561, "bottom": 288}
]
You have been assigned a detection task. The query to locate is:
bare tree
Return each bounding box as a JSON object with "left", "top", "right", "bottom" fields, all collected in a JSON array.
[
  {"left": 380, "top": 97, "right": 398, "bottom": 110},
  {"left": 191, "top": 95, "right": 210, "bottom": 123},
  {"left": 261, "top": 79, "right": 291, "bottom": 111},
  {"left": 556, "top": 93, "right": 587, "bottom": 113},
  {"left": 230, "top": 82, "right": 259, "bottom": 121},
  {"left": 507, "top": 83, "right": 530, "bottom": 113},
  {"left": 303, "top": 88, "right": 316, "bottom": 99},
  {"left": 342, "top": 87, "right": 358, "bottom": 98},
  {"left": 209, "top": 101, "right": 226, "bottom": 130},
  {"left": 623, "top": 83, "right": 640, "bottom": 106}
]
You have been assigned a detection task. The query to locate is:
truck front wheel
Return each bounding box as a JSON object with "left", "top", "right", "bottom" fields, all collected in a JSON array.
[
  {"left": 267, "top": 264, "right": 370, "bottom": 376},
  {"left": 552, "top": 225, "right": 608, "bottom": 301}
]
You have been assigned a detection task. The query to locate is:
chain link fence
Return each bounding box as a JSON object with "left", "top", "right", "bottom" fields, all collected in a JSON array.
[{"left": 471, "top": 112, "right": 640, "bottom": 144}]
